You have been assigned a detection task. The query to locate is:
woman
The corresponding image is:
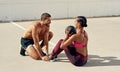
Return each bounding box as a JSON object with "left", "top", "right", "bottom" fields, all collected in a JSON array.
[{"left": 49, "top": 16, "right": 88, "bottom": 66}]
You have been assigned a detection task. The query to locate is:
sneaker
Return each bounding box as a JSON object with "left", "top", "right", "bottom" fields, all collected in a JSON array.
[
  {"left": 20, "top": 47, "right": 26, "bottom": 56},
  {"left": 50, "top": 56, "right": 58, "bottom": 62}
]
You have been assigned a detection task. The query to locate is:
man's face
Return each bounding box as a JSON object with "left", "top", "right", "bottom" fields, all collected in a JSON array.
[{"left": 44, "top": 17, "right": 51, "bottom": 25}]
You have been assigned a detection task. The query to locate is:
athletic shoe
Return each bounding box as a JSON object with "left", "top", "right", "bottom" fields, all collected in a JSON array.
[
  {"left": 50, "top": 56, "right": 58, "bottom": 62},
  {"left": 20, "top": 47, "right": 26, "bottom": 56}
]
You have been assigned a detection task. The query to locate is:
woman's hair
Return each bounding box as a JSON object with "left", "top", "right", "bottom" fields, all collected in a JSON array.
[
  {"left": 65, "top": 25, "right": 76, "bottom": 35},
  {"left": 77, "top": 16, "right": 87, "bottom": 27}
]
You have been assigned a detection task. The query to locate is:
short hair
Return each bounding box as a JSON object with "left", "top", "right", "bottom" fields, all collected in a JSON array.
[
  {"left": 41, "top": 13, "right": 51, "bottom": 21},
  {"left": 77, "top": 16, "right": 87, "bottom": 27},
  {"left": 65, "top": 25, "right": 76, "bottom": 35}
]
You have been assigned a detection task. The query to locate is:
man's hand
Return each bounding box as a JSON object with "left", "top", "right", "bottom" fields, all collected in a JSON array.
[{"left": 41, "top": 56, "right": 49, "bottom": 61}]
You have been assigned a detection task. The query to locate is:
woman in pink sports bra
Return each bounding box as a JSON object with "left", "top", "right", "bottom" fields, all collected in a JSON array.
[{"left": 49, "top": 16, "right": 88, "bottom": 66}]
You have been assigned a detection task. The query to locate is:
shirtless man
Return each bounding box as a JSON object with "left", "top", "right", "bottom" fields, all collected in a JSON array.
[{"left": 20, "top": 13, "right": 53, "bottom": 61}]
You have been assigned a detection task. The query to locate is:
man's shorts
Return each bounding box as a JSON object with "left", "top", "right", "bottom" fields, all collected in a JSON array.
[{"left": 21, "top": 37, "right": 34, "bottom": 49}]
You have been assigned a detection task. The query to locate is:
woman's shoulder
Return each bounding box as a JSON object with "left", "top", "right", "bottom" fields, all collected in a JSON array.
[{"left": 70, "top": 34, "right": 80, "bottom": 40}]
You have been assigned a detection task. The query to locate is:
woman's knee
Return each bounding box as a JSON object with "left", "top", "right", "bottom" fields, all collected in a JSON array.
[
  {"left": 58, "top": 39, "right": 63, "bottom": 45},
  {"left": 59, "top": 39, "right": 63, "bottom": 42}
]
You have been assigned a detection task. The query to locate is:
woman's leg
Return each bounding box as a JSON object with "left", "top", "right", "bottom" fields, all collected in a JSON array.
[
  {"left": 49, "top": 39, "right": 64, "bottom": 59},
  {"left": 64, "top": 45, "right": 87, "bottom": 66}
]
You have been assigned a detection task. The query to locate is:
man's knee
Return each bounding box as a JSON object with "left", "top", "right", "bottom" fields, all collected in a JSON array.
[
  {"left": 49, "top": 31, "right": 53, "bottom": 40},
  {"left": 26, "top": 46, "right": 40, "bottom": 60},
  {"left": 32, "top": 56, "right": 40, "bottom": 60},
  {"left": 28, "top": 52, "right": 40, "bottom": 60}
]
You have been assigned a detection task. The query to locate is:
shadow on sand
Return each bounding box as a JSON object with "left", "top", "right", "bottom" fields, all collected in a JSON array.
[
  {"left": 56, "top": 53, "right": 120, "bottom": 67},
  {"left": 85, "top": 55, "right": 120, "bottom": 67}
]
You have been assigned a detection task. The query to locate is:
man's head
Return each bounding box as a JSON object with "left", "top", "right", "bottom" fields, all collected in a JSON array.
[{"left": 41, "top": 13, "right": 51, "bottom": 25}]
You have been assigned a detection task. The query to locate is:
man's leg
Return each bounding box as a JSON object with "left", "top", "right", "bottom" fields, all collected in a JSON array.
[
  {"left": 26, "top": 45, "right": 40, "bottom": 60},
  {"left": 48, "top": 31, "right": 53, "bottom": 40},
  {"left": 40, "top": 31, "right": 53, "bottom": 48},
  {"left": 40, "top": 31, "right": 53, "bottom": 47},
  {"left": 40, "top": 31, "right": 53, "bottom": 55}
]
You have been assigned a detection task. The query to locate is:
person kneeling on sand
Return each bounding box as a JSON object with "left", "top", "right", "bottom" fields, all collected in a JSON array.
[{"left": 20, "top": 13, "right": 53, "bottom": 61}]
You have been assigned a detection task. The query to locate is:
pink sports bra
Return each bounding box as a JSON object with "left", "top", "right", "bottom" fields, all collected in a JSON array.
[
  {"left": 72, "top": 41, "right": 85, "bottom": 48},
  {"left": 72, "top": 31, "right": 87, "bottom": 48}
]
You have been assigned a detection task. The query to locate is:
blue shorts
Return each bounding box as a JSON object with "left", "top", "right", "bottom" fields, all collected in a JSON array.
[{"left": 21, "top": 37, "right": 34, "bottom": 49}]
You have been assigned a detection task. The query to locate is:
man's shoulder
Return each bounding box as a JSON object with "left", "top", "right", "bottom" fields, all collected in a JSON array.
[
  {"left": 31, "top": 21, "right": 41, "bottom": 27},
  {"left": 32, "top": 21, "right": 40, "bottom": 25}
]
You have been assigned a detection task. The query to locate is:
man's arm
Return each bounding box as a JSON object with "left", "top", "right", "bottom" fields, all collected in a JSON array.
[
  {"left": 32, "top": 25, "right": 43, "bottom": 58},
  {"left": 43, "top": 31, "right": 49, "bottom": 55}
]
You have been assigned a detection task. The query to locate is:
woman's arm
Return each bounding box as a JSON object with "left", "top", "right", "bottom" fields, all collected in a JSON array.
[{"left": 60, "top": 32, "right": 76, "bottom": 49}]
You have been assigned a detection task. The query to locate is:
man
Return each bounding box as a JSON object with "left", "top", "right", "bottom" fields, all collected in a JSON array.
[{"left": 20, "top": 13, "right": 53, "bottom": 61}]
